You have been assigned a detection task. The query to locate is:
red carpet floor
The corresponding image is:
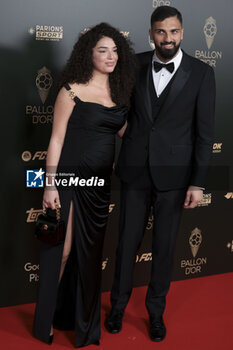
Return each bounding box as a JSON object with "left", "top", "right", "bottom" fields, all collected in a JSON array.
[{"left": 0, "top": 273, "right": 233, "bottom": 350}]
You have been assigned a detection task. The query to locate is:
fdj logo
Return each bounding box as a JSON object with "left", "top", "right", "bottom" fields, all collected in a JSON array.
[{"left": 26, "top": 168, "right": 45, "bottom": 187}]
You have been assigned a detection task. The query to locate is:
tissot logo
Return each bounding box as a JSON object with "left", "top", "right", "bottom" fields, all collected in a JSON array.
[{"left": 26, "top": 208, "right": 44, "bottom": 223}]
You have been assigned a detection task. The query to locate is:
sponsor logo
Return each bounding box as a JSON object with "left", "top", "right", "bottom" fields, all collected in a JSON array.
[
  {"left": 26, "top": 67, "right": 54, "bottom": 124},
  {"left": 109, "top": 204, "right": 115, "bottom": 213},
  {"left": 102, "top": 258, "right": 109, "bottom": 270},
  {"left": 26, "top": 208, "right": 44, "bottom": 223},
  {"left": 24, "top": 262, "right": 39, "bottom": 282},
  {"left": 189, "top": 228, "right": 202, "bottom": 258},
  {"left": 203, "top": 17, "right": 217, "bottom": 49},
  {"left": 180, "top": 228, "right": 207, "bottom": 275},
  {"left": 146, "top": 214, "right": 154, "bottom": 230},
  {"left": 152, "top": 0, "right": 171, "bottom": 8},
  {"left": 212, "top": 143, "right": 222, "bottom": 153},
  {"left": 136, "top": 252, "right": 152, "bottom": 263},
  {"left": 227, "top": 241, "right": 233, "bottom": 252},
  {"left": 81, "top": 27, "right": 129, "bottom": 38},
  {"left": 225, "top": 193, "right": 233, "bottom": 199},
  {"left": 28, "top": 25, "right": 63, "bottom": 41},
  {"left": 22, "top": 151, "right": 32, "bottom": 162},
  {"left": 24, "top": 258, "right": 108, "bottom": 282},
  {"left": 26, "top": 204, "right": 115, "bottom": 223},
  {"left": 195, "top": 17, "right": 222, "bottom": 67},
  {"left": 198, "top": 193, "right": 212, "bottom": 207},
  {"left": 36, "top": 67, "right": 53, "bottom": 104},
  {"left": 22, "top": 151, "right": 47, "bottom": 162},
  {"left": 25, "top": 105, "right": 54, "bottom": 124},
  {"left": 149, "top": 36, "right": 155, "bottom": 50},
  {"left": 26, "top": 168, "right": 45, "bottom": 188}
]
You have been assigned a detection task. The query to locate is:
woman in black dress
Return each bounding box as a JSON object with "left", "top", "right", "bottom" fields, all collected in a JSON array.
[{"left": 33, "top": 23, "right": 136, "bottom": 347}]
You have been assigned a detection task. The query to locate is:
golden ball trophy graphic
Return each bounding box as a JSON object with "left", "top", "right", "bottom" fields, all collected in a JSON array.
[
  {"left": 149, "top": 36, "right": 155, "bottom": 50},
  {"left": 36, "top": 67, "right": 53, "bottom": 104},
  {"left": 189, "top": 228, "right": 202, "bottom": 258},
  {"left": 203, "top": 17, "right": 217, "bottom": 50}
]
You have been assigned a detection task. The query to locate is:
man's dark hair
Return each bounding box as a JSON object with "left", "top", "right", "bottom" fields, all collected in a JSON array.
[{"left": 151, "top": 6, "right": 183, "bottom": 26}]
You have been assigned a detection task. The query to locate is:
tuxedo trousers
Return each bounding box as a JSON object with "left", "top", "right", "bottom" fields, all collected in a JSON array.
[{"left": 111, "top": 166, "right": 186, "bottom": 318}]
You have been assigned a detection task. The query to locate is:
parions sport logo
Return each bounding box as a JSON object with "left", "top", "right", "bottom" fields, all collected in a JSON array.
[{"left": 28, "top": 25, "right": 63, "bottom": 41}]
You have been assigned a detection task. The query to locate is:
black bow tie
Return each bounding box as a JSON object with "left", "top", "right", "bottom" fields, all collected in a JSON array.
[{"left": 153, "top": 61, "right": 175, "bottom": 73}]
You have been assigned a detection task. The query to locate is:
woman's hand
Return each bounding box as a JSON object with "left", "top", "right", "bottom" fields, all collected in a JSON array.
[{"left": 42, "top": 188, "right": 61, "bottom": 210}]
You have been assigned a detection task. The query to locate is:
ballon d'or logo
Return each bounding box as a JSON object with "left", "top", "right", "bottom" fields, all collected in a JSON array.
[
  {"left": 149, "top": 36, "right": 155, "bottom": 50},
  {"left": 189, "top": 228, "right": 202, "bottom": 258},
  {"left": 36, "top": 67, "right": 53, "bottom": 104},
  {"left": 203, "top": 17, "right": 217, "bottom": 50}
]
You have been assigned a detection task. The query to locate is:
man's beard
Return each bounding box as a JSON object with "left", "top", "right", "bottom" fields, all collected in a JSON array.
[{"left": 155, "top": 41, "right": 180, "bottom": 60}]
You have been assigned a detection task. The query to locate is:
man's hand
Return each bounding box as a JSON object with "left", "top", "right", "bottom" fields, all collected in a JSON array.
[{"left": 183, "top": 186, "right": 203, "bottom": 209}]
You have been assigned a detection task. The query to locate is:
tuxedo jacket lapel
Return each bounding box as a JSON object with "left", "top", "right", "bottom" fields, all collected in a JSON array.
[
  {"left": 138, "top": 63, "right": 153, "bottom": 122},
  {"left": 157, "top": 52, "right": 191, "bottom": 118}
]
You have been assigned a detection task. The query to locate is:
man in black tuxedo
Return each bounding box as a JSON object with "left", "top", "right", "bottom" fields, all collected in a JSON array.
[{"left": 105, "top": 6, "right": 215, "bottom": 341}]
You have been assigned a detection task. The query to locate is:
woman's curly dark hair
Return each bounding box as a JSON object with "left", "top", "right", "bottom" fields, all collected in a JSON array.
[{"left": 59, "top": 22, "right": 136, "bottom": 107}]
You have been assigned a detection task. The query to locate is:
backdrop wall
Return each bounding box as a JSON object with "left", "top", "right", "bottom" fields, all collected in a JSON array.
[{"left": 0, "top": 0, "right": 233, "bottom": 307}]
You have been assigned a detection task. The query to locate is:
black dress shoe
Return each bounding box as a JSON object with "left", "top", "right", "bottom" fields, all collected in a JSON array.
[
  {"left": 149, "top": 317, "right": 166, "bottom": 342},
  {"left": 105, "top": 310, "right": 124, "bottom": 334}
]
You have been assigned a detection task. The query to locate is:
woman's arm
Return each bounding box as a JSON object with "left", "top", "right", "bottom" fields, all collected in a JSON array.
[
  {"left": 117, "top": 121, "right": 128, "bottom": 138},
  {"left": 43, "top": 87, "right": 75, "bottom": 210}
]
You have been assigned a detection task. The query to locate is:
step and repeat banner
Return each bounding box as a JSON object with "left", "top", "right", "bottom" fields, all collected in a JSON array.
[{"left": 0, "top": 0, "right": 233, "bottom": 307}]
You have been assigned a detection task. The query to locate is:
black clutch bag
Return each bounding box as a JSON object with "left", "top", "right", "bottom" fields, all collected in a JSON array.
[{"left": 35, "top": 205, "right": 65, "bottom": 245}]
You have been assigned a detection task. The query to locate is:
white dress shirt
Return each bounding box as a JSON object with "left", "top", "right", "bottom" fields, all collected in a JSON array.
[{"left": 152, "top": 49, "right": 183, "bottom": 97}]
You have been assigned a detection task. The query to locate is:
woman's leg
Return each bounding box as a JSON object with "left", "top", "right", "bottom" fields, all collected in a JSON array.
[{"left": 50, "top": 201, "right": 74, "bottom": 335}]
